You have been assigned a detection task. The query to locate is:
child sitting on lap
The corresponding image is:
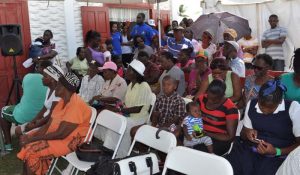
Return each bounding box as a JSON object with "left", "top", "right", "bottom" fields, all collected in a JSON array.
[{"left": 183, "top": 102, "right": 213, "bottom": 153}]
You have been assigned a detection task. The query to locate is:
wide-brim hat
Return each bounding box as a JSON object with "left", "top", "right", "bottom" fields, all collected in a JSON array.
[
  {"left": 128, "top": 59, "right": 145, "bottom": 76},
  {"left": 203, "top": 29, "right": 214, "bottom": 40},
  {"left": 225, "top": 40, "right": 240, "bottom": 52}
]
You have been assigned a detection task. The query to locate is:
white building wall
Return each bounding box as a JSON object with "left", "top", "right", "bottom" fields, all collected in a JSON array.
[
  {"left": 28, "top": 1, "right": 69, "bottom": 60},
  {"left": 28, "top": 1, "right": 103, "bottom": 61}
]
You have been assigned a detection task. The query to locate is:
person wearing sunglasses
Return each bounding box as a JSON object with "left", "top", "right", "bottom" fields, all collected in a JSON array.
[
  {"left": 237, "top": 54, "right": 273, "bottom": 109},
  {"left": 195, "top": 58, "right": 241, "bottom": 103}
]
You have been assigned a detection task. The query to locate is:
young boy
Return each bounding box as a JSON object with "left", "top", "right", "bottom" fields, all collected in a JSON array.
[
  {"left": 183, "top": 102, "right": 213, "bottom": 153},
  {"left": 79, "top": 60, "right": 104, "bottom": 103},
  {"left": 151, "top": 75, "right": 186, "bottom": 136}
]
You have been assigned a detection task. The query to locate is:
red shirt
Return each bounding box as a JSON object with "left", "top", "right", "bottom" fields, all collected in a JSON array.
[{"left": 198, "top": 94, "right": 238, "bottom": 134}]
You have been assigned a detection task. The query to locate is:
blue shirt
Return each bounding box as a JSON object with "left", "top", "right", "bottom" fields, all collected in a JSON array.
[
  {"left": 183, "top": 115, "right": 204, "bottom": 135},
  {"left": 152, "top": 28, "right": 159, "bottom": 36},
  {"left": 166, "top": 36, "right": 193, "bottom": 58},
  {"left": 130, "top": 23, "right": 154, "bottom": 46},
  {"left": 111, "top": 32, "right": 122, "bottom": 56}
]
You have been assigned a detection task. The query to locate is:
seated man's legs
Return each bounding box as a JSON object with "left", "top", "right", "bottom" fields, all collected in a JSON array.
[{"left": 0, "top": 105, "right": 18, "bottom": 150}]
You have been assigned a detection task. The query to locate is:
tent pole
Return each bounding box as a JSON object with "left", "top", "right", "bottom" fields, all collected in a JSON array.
[{"left": 157, "top": 0, "right": 162, "bottom": 48}]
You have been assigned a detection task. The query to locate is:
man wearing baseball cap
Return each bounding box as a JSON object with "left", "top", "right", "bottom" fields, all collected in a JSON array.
[
  {"left": 224, "top": 41, "right": 245, "bottom": 78},
  {"left": 162, "top": 26, "right": 193, "bottom": 59},
  {"left": 89, "top": 61, "right": 127, "bottom": 105}
]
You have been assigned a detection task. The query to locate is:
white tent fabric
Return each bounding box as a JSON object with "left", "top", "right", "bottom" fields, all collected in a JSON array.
[
  {"left": 221, "top": 0, "right": 274, "bottom": 5},
  {"left": 202, "top": 0, "right": 300, "bottom": 71}
]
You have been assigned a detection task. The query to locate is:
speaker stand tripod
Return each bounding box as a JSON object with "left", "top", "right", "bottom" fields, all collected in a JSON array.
[
  {"left": 6, "top": 55, "right": 22, "bottom": 105},
  {"left": 1, "top": 55, "right": 22, "bottom": 157}
]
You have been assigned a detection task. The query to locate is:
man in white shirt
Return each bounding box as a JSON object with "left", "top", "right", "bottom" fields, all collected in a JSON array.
[{"left": 224, "top": 41, "right": 245, "bottom": 78}]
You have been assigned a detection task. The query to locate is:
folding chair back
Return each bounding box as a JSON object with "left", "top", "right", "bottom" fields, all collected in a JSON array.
[
  {"left": 84, "top": 107, "right": 98, "bottom": 142},
  {"left": 146, "top": 93, "right": 156, "bottom": 124},
  {"left": 162, "top": 146, "right": 233, "bottom": 175},
  {"left": 128, "top": 125, "right": 177, "bottom": 155},
  {"left": 90, "top": 110, "right": 127, "bottom": 158}
]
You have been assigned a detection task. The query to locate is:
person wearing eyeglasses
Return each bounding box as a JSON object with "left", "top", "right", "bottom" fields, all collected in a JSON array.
[
  {"left": 195, "top": 58, "right": 242, "bottom": 103},
  {"left": 237, "top": 54, "right": 274, "bottom": 109}
]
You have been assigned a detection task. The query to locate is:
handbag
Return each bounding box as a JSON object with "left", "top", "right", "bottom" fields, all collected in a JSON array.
[
  {"left": 86, "top": 153, "right": 159, "bottom": 175},
  {"left": 75, "top": 142, "right": 113, "bottom": 162},
  {"left": 113, "top": 153, "right": 159, "bottom": 175}
]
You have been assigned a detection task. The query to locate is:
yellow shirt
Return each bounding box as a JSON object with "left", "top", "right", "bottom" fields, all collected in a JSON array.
[
  {"left": 124, "top": 82, "right": 152, "bottom": 120},
  {"left": 69, "top": 57, "right": 89, "bottom": 76}
]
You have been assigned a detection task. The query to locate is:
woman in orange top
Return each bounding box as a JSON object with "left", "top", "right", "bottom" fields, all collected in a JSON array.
[{"left": 17, "top": 72, "right": 91, "bottom": 175}]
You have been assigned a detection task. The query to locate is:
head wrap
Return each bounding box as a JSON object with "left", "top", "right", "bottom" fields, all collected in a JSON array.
[
  {"left": 59, "top": 72, "right": 80, "bottom": 92},
  {"left": 262, "top": 80, "right": 287, "bottom": 96},
  {"left": 43, "top": 65, "right": 64, "bottom": 81}
]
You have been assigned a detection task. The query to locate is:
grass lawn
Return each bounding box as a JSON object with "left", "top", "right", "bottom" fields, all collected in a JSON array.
[
  {"left": 0, "top": 136, "right": 23, "bottom": 175},
  {"left": 0, "top": 136, "right": 84, "bottom": 175}
]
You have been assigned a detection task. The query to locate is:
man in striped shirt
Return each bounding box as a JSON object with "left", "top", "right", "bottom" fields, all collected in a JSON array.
[
  {"left": 163, "top": 26, "right": 193, "bottom": 59},
  {"left": 262, "top": 14, "right": 287, "bottom": 71}
]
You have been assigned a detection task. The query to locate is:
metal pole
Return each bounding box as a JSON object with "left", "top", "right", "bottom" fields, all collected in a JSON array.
[{"left": 157, "top": 0, "right": 162, "bottom": 48}]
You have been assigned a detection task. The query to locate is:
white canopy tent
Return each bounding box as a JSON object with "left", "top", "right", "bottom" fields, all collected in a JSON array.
[{"left": 201, "top": 0, "right": 300, "bottom": 71}]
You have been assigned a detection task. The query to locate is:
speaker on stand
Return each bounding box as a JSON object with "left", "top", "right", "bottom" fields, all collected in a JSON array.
[
  {"left": 0, "top": 24, "right": 23, "bottom": 105},
  {"left": 0, "top": 24, "right": 23, "bottom": 156}
]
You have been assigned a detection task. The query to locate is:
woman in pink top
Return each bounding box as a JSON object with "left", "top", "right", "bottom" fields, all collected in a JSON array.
[
  {"left": 177, "top": 48, "right": 195, "bottom": 89},
  {"left": 188, "top": 50, "right": 211, "bottom": 95}
]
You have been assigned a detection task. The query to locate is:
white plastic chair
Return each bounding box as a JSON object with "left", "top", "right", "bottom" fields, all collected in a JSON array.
[
  {"left": 146, "top": 93, "right": 156, "bottom": 124},
  {"left": 48, "top": 106, "right": 97, "bottom": 175},
  {"left": 162, "top": 146, "right": 233, "bottom": 175},
  {"left": 128, "top": 125, "right": 177, "bottom": 155},
  {"left": 49, "top": 109, "right": 127, "bottom": 175}
]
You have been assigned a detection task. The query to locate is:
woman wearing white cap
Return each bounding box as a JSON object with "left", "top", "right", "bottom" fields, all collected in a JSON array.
[{"left": 109, "top": 59, "right": 152, "bottom": 157}]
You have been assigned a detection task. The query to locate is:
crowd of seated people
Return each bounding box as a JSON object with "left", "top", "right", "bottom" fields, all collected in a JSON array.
[{"left": 1, "top": 12, "right": 300, "bottom": 175}]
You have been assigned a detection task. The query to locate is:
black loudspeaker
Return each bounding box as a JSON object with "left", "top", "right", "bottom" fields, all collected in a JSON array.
[{"left": 0, "top": 24, "right": 23, "bottom": 56}]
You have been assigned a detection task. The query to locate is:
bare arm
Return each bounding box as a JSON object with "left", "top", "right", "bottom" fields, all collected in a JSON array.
[
  {"left": 31, "top": 101, "right": 59, "bottom": 129},
  {"left": 229, "top": 72, "right": 242, "bottom": 103},
  {"left": 205, "top": 119, "right": 238, "bottom": 142},
  {"left": 26, "top": 119, "right": 78, "bottom": 144},
  {"left": 194, "top": 78, "right": 209, "bottom": 101},
  {"left": 30, "top": 107, "right": 47, "bottom": 123},
  {"left": 183, "top": 125, "right": 192, "bottom": 141},
  {"left": 85, "top": 47, "right": 92, "bottom": 62},
  {"left": 37, "top": 50, "right": 57, "bottom": 61}
]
